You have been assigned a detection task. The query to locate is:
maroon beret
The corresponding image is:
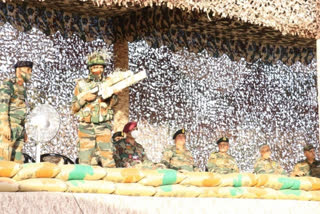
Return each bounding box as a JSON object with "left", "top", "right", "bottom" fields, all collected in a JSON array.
[{"left": 123, "top": 121, "right": 137, "bottom": 133}]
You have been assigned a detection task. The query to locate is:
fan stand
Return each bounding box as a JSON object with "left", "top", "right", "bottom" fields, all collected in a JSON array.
[
  {"left": 36, "top": 142, "right": 41, "bottom": 163},
  {"left": 26, "top": 103, "right": 60, "bottom": 163}
]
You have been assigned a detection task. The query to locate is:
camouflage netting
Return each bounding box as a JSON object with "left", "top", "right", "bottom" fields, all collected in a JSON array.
[
  {"left": 0, "top": 2, "right": 315, "bottom": 65},
  {"left": 2, "top": 0, "right": 318, "bottom": 39},
  {"left": 1, "top": 161, "right": 320, "bottom": 201},
  {"left": 0, "top": 21, "right": 317, "bottom": 172}
]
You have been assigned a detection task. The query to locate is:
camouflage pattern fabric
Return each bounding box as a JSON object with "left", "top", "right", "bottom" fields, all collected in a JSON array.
[
  {"left": 0, "top": 79, "right": 27, "bottom": 163},
  {"left": 113, "top": 139, "right": 147, "bottom": 168},
  {"left": 292, "top": 159, "right": 320, "bottom": 177},
  {"left": 72, "top": 77, "right": 118, "bottom": 124},
  {"left": 72, "top": 76, "right": 118, "bottom": 168},
  {"left": 292, "top": 160, "right": 311, "bottom": 177},
  {"left": 0, "top": 3, "right": 315, "bottom": 66},
  {"left": 161, "top": 145, "right": 195, "bottom": 171},
  {"left": 253, "top": 157, "right": 287, "bottom": 175},
  {"left": 77, "top": 122, "right": 115, "bottom": 168},
  {"left": 207, "top": 152, "right": 239, "bottom": 174}
]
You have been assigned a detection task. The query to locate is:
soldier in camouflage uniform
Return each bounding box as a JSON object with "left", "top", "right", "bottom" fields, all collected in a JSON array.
[
  {"left": 72, "top": 52, "right": 118, "bottom": 168},
  {"left": 291, "top": 144, "right": 320, "bottom": 177},
  {"left": 160, "top": 128, "right": 196, "bottom": 171},
  {"left": 113, "top": 121, "right": 148, "bottom": 168},
  {"left": 207, "top": 137, "right": 239, "bottom": 174},
  {"left": 253, "top": 144, "right": 287, "bottom": 175},
  {"left": 0, "top": 61, "right": 33, "bottom": 163}
]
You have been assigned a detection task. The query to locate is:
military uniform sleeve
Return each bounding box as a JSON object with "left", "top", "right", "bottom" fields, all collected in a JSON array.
[
  {"left": 0, "top": 80, "right": 13, "bottom": 124},
  {"left": 138, "top": 143, "right": 148, "bottom": 162},
  {"left": 253, "top": 160, "right": 267, "bottom": 174},
  {"left": 231, "top": 159, "right": 239, "bottom": 173},
  {"left": 113, "top": 142, "right": 121, "bottom": 167},
  {"left": 207, "top": 152, "right": 218, "bottom": 173},
  {"left": 71, "top": 81, "right": 87, "bottom": 113},
  {"left": 161, "top": 147, "right": 173, "bottom": 168},
  {"left": 291, "top": 162, "right": 309, "bottom": 177},
  {"left": 116, "top": 141, "right": 131, "bottom": 167}
]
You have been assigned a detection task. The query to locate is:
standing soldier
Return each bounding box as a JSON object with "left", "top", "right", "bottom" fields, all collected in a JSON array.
[
  {"left": 207, "top": 137, "right": 239, "bottom": 174},
  {"left": 72, "top": 52, "right": 118, "bottom": 168},
  {"left": 113, "top": 121, "right": 148, "bottom": 168},
  {"left": 160, "top": 128, "right": 197, "bottom": 171},
  {"left": 253, "top": 144, "right": 287, "bottom": 175},
  {"left": 0, "top": 61, "right": 33, "bottom": 163},
  {"left": 291, "top": 144, "right": 320, "bottom": 177}
]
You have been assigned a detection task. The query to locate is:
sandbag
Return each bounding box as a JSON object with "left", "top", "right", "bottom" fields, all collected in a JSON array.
[
  {"left": 199, "top": 187, "right": 257, "bottom": 199},
  {"left": 13, "top": 162, "right": 60, "bottom": 181},
  {"left": 180, "top": 172, "right": 221, "bottom": 187},
  {"left": 303, "top": 176, "right": 320, "bottom": 190},
  {"left": 277, "top": 189, "right": 312, "bottom": 201},
  {"left": 219, "top": 173, "right": 256, "bottom": 187},
  {"left": 18, "top": 178, "right": 67, "bottom": 192},
  {"left": 310, "top": 191, "right": 320, "bottom": 201},
  {"left": 67, "top": 180, "right": 115, "bottom": 194},
  {"left": 56, "top": 164, "right": 106, "bottom": 181},
  {"left": 104, "top": 168, "right": 144, "bottom": 183},
  {"left": 0, "top": 161, "right": 21, "bottom": 177},
  {"left": 138, "top": 169, "right": 185, "bottom": 187},
  {"left": 114, "top": 183, "right": 156, "bottom": 196},
  {"left": 256, "top": 174, "right": 302, "bottom": 190},
  {"left": 0, "top": 177, "right": 19, "bottom": 192},
  {"left": 155, "top": 184, "right": 202, "bottom": 197}
]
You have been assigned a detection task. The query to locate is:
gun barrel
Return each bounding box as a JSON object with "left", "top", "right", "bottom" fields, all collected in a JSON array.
[{"left": 112, "top": 70, "right": 147, "bottom": 93}]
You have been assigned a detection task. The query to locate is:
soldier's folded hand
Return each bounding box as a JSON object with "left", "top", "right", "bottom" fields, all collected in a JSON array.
[{"left": 84, "top": 92, "right": 97, "bottom": 101}]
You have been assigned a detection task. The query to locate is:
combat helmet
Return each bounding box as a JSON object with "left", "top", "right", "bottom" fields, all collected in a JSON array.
[{"left": 87, "top": 51, "right": 108, "bottom": 68}]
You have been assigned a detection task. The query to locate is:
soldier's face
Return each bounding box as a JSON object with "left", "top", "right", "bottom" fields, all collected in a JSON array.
[
  {"left": 90, "top": 65, "right": 104, "bottom": 75},
  {"left": 305, "top": 149, "right": 315, "bottom": 160},
  {"left": 16, "top": 67, "right": 32, "bottom": 82},
  {"left": 175, "top": 134, "right": 186, "bottom": 146},
  {"left": 218, "top": 142, "right": 229, "bottom": 153},
  {"left": 114, "top": 136, "right": 123, "bottom": 142},
  {"left": 260, "top": 146, "right": 271, "bottom": 159}
]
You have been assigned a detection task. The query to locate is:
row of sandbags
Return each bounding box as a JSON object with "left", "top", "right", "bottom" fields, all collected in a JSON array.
[
  {"left": 1, "top": 177, "right": 320, "bottom": 201},
  {"left": 1, "top": 161, "right": 320, "bottom": 192}
]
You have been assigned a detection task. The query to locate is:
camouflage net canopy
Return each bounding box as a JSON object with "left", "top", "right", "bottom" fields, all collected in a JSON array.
[
  {"left": 0, "top": 1, "right": 316, "bottom": 65},
  {"left": 2, "top": 0, "right": 318, "bottom": 39}
]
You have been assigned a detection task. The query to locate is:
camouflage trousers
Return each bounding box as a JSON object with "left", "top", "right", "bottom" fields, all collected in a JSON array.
[
  {"left": 78, "top": 122, "right": 115, "bottom": 168},
  {"left": 0, "top": 122, "right": 24, "bottom": 163}
]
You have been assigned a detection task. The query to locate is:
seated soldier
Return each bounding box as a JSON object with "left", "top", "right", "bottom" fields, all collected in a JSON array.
[
  {"left": 253, "top": 144, "right": 287, "bottom": 175},
  {"left": 207, "top": 137, "right": 239, "bottom": 174},
  {"left": 160, "top": 128, "right": 197, "bottom": 172},
  {"left": 113, "top": 121, "right": 148, "bottom": 168},
  {"left": 291, "top": 144, "right": 320, "bottom": 177}
]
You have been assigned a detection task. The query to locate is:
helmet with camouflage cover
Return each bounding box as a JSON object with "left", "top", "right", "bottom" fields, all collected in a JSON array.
[
  {"left": 87, "top": 50, "right": 111, "bottom": 68},
  {"left": 87, "top": 53, "right": 106, "bottom": 68}
]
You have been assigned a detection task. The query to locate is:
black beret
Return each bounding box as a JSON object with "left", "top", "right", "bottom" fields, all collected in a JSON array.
[
  {"left": 217, "top": 137, "right": 229, "bottom": 145},
  {"left": 14, "top": 61, "right": 33, "bottom": 69},
  {"left": 173, "top": 128, "right": 185, "bottom": 140},
  {"left": 112, "top": 131, "right": 124, "bottom": 140}
]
